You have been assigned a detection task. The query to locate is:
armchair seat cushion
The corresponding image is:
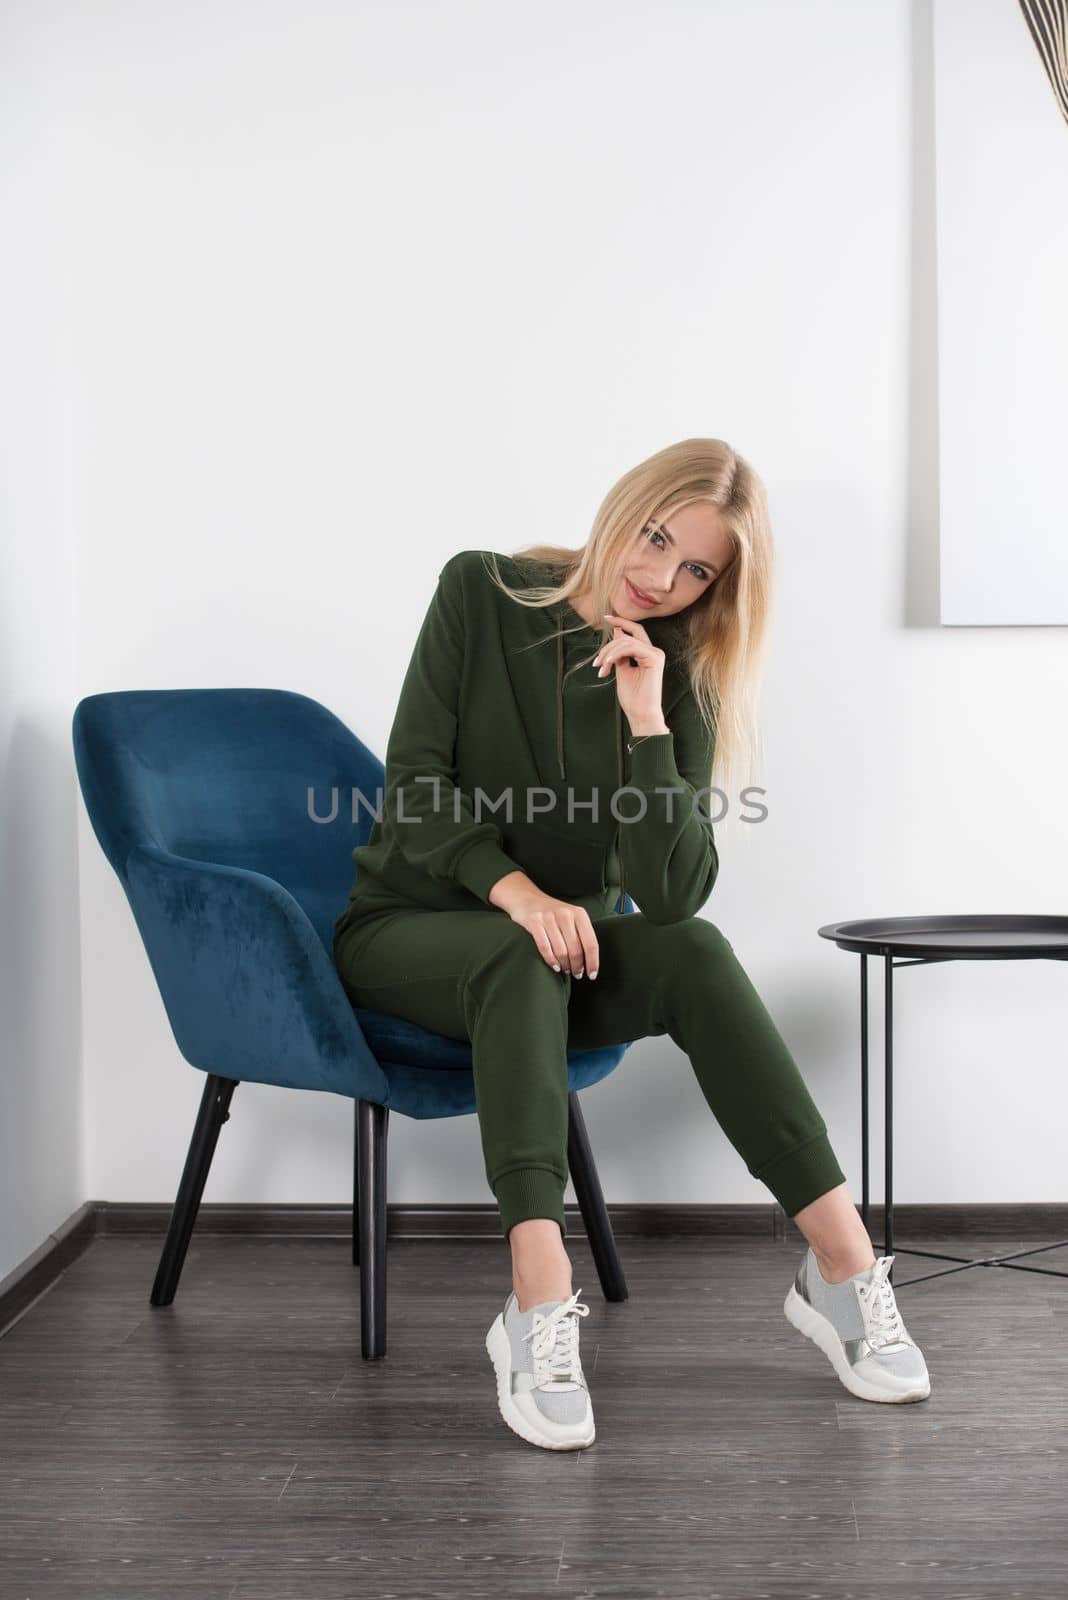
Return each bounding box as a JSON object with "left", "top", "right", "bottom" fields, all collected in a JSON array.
[
  {"left": 355, "top": 1004, "right": 637, "bottom": 1075},
  {"left": 371, "top": 1037, "right": 638, "bottom": 1121},
  {"left": 352, "top": 1007, "right": 477, "bottom": 1070}
]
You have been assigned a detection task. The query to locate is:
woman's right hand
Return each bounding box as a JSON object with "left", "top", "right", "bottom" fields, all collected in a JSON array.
[{"left": 488, "top": 873, "right": 600, "bottom": 978}]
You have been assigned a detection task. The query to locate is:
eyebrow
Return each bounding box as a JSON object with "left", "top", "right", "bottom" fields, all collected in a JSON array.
[{"left": 646, "top": 519, "right": 721, "bottom": 576}]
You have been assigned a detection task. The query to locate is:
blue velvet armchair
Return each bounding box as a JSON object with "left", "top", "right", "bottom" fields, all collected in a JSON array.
[{"left": 71, "top": 688, "right": 636, "bottom": 1358}]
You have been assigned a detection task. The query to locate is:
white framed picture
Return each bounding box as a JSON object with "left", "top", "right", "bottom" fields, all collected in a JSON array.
[{"left": 935, "top": 0, "right": 1068, "bottom": 624}]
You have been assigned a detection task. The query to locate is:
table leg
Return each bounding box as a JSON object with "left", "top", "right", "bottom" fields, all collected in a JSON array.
[
  {"left": 885, "top": 949, "right": 895, "bottom": 1281},
  {"left": 860, "top": 950, "right": 897, "bottom": 1282},
  {"left": 860, "top": 953, "right": 869, "bottom": 1228}
]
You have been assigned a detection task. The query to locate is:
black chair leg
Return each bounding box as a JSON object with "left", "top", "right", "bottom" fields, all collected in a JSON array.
[
  {"left": 352, "top": 1098, "right": 360, "bottom": 1267},
  {"left": 357, "top": 1098, "right": 389, "bottom": 1359},
  {"left": 150, "top": 1073, "right": 238, "bottom": 1306},
  {"left": 567, "top": 1090, "right": 628, "bottom": 1302}
]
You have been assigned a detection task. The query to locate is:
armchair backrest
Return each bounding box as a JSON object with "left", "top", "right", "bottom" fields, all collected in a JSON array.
[{"left": 72, "top": 689, "right": 383, "bottom": 952}]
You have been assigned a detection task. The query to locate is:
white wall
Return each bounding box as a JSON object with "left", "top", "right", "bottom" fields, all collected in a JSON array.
[
  {"left": 4, "top": 0, "right": 1066, "bottom": 1287},
  {"left": 1, "top": 7, "right": 86, "bottom": 1287}
]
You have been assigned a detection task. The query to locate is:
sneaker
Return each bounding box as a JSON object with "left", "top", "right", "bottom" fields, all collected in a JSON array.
[
  {"left": 485, "top": 1287, "right": 596, "bottom": 1450},
  {"left": 783, "top": 1247, "right": 931, "bottom": 1403}
]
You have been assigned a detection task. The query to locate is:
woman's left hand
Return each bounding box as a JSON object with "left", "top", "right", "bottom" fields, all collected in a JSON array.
[{"left": 592, "top": 614, "right": 670, "bottom": 735}]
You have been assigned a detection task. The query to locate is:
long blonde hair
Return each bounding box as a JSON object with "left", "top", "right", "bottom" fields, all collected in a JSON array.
[{"left": 480, "top": 437, "right": 773, "bottom": 812}]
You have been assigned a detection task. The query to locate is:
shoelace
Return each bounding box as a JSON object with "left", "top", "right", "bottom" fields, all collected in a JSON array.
[
  {"left": 856, "top": 1256, "right": 908, "bottom": 1350},
  {"left": 522, "top": 1288, "right": 591, "bottom": 1386}
]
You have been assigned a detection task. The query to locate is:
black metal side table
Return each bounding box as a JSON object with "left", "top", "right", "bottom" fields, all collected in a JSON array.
[{"left": 818, "top": 915, "right": 1068, "bottom": 1288}]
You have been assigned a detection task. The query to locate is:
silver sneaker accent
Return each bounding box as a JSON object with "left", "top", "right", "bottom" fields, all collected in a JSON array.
[
  {"left": 784, "top": 1247, "right": 931, "bottom": 1402},
  {"left": 486, "top": 1288, "right": 596, "bottom": 1449}
]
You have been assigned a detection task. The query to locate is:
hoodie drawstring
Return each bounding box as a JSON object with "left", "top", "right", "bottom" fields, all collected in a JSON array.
[
  {"left": 556, "top": 625, "right": 565, "bottom": 780},
  {"left": 554, "top": 613, "right": 626, "bottom": 911},
  {"left": 615, "top": 697, "right": 625, "bottom": 911}
]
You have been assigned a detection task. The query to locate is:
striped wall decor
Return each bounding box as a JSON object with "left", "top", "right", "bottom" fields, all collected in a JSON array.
[{"left": 1017, "top": 0, "right": 1068, "bottom": 127}]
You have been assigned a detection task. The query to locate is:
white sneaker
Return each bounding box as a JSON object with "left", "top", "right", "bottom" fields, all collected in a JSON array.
[
  {"left": 784, "top": 1248, "right": 931, "bottom": 1403},
  {"left": 485, "top": 1287, "right": 596, "bottom": 1450}
]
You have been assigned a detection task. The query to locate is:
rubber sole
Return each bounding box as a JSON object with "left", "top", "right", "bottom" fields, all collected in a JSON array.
[
  {"left": 783, "top": 1284, "right": 931, "bottom": 1403},
  {"left": 485, "top": 1314, "right": 596, "bottom": 1450}
]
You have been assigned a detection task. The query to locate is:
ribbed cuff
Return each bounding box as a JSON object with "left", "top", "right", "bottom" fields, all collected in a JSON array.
[
  {"left": 493, "top": 1167, "right": 568, "bottom": 1242},
  {"left": 453, "top": 836, "right": 526, "bottom": 904},
  {"left": 626, "top": 731, "right": 683, "bottom": 787},
  {"left": 754, "top": 1130, "right": 848, "bottom": 1219}
]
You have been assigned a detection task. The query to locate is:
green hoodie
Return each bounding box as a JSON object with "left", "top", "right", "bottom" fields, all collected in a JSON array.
[{"left": 332, "top": 549, "right": 718, "bottom": 946}]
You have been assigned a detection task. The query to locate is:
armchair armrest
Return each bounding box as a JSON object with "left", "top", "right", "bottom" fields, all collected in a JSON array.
[{"left": 124, "top": 843, "right": 389, "bottom": 1103}]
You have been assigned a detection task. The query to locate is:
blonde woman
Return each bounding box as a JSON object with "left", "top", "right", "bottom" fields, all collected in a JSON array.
[{"left": 333, "top": 438, "right": 930, "bottom": 1451}]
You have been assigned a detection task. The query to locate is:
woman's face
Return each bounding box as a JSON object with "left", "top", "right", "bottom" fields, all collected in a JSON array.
[{"left": 614, "top": 502, "right": 735, "bottom": 621}]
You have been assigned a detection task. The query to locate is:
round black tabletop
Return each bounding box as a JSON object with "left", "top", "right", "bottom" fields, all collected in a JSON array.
[{"left": 818, "top": 914, "right": 1068, "bottom": 960}]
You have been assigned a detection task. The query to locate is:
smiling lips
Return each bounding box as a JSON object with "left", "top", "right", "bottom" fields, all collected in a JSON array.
[{"left": 626, "top": 577, "right": 658, "bottom": 606}]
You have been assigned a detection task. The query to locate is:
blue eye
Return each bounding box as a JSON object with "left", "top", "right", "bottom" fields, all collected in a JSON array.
[{"left": 644, "top": 525, "right": 709, "bottom": 582}]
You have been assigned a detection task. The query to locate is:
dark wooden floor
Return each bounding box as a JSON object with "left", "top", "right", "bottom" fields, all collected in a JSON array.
[{"left": 2, "top": 1229, "right": 1067, "bottom": 1598}]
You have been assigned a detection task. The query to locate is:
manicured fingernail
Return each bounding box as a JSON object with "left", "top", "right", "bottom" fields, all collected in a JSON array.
[
  {"left": 589, "top": 970, "right": 598, "bottom": 979},
  {"left": 552, "top": 963, "right": 560, "bottom": 971}
]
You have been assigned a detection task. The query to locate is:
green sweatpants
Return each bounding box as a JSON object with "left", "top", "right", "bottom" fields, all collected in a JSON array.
[{"left": 334, "top": 907, "right": 847, "bottom": 1241}]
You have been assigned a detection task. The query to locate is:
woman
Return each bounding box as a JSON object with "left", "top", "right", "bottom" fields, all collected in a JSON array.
[{"left": 333, "top": 437, "right": 931, "bottom": 1452}]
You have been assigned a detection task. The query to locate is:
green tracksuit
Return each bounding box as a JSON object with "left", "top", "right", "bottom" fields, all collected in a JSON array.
[{"left": 333, "top": 550, "right": 846, "bottom": 1239}]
